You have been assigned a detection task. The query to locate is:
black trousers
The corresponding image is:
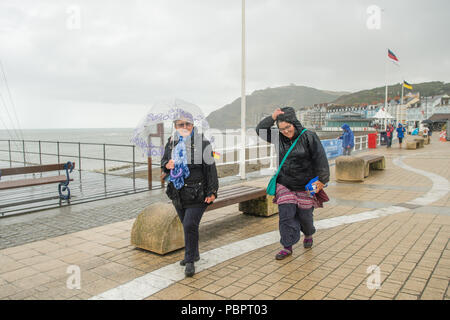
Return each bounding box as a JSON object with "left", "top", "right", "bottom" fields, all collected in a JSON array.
[
  {"left": 278, "top": 204, "right": 316, "bottom": 248},
  {"left": 176, "top": 206, "right": 206, "bottom": 263}
]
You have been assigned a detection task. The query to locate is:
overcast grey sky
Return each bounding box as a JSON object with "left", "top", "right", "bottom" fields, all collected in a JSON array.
[{"left": 0, "top": 0, "right": 449, "bottom": 129}]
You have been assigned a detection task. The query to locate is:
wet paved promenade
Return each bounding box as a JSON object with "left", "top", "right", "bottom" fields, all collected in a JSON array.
[{"left": 0, "top": 134, "right": 449, "bottom": 300}]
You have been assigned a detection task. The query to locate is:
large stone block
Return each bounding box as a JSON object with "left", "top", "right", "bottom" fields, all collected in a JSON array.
[
  {"left": 131, "top": 202, "right": 184, "bottom": 255},
  {"left": 414, "top": 137, "right": 425, "bottom": 148},
  {"left": 335, "top": 156, "right": 365, "bottom": 182},
  {"left": 406, "top": 141, "right": 417, "bottom": 149},
  {"left": 239, "top": 195, "right": 278, "bottom": 217},
  {"left": 363, "top": 158, "right": 385, "bottom": 178}
]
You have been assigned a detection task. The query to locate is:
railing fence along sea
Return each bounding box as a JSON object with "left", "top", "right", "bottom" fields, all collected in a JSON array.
[{"left": 0, "top": 128, "right": 380, "bottom": 217}]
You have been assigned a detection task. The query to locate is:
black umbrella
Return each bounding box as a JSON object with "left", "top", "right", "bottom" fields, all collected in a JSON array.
[{"left": 421, "top": 119, "right": 433, "bottom": 125}]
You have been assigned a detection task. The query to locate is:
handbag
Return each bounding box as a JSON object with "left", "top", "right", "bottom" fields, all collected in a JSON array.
[{"left": 266, "top": 128, "right": 307, "bottom": 196}]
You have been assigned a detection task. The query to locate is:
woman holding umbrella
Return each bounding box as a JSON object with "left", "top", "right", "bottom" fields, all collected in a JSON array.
[{"left": 161, "top": 111, "right": 218, "bottom": 277}]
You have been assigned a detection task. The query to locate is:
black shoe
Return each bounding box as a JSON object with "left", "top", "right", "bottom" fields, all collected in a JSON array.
[
  {"left": 185, "top": 262, "right": 195, "bottom": 277},
  {"left": 180, "top": 256, "right": 200, "bottom": 266}
]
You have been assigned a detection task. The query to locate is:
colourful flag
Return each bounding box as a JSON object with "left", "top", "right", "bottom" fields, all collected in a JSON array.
[
  {"left": 213, "top": 151, "right": 220, "bottom": 160},
  {"left": 388, "top": 49, "right": 399, "bottom": 62},
  {"left": 403, "top": 81, "right": 413, "bottom": 90}
]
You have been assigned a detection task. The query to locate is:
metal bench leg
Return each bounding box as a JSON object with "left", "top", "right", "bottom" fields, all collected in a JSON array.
[{"left": 59, "top": 161, "right": 74, "bottom": 200}]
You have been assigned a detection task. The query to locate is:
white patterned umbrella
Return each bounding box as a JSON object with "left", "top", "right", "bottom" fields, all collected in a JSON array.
[{"left": 130, "top": 99, "right": 209, "bottom": 157}]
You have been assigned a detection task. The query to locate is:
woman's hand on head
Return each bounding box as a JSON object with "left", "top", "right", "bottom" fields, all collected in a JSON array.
[
  {"left": 165, "top": 159, "right": 175, "bottom": 170},
  {"left": 272, "top": 108, "right": 284, "bottom": 121}
]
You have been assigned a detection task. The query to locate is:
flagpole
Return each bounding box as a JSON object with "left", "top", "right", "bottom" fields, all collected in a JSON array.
[
  {"left": 401, "top": 82, "right": 404, "bottom": 124},
  {"left": 384, "top": 53, "right": 388, "bottom": 131}
]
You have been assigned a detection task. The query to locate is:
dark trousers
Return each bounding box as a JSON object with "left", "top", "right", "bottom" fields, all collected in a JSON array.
[
  {"left": 387, "top": 136, "right": 393, "bottom": 147},
  {"left": 278, "top": 204, "right": 316, "bottom": 248},
  {"left": 176, "top": 206, "right": 206, "bottom": 263},
  {"left": 343, "top": 147, "right": 352, "bottom": 156}
]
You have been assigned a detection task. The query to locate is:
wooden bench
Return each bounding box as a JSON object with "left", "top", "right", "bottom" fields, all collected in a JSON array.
[
  {"left": 131, "top": 184, "right": 271, "bottom": 254},
  {"left": 0, "top": 162, "right": 75, "bottom": 200}
]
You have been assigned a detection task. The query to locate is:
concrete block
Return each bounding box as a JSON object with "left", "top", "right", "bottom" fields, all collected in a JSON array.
[
  {"left": 414, "top": 137, "right": 425, "bottom": 148},
  {"left": 364, "top": 157, "right": 385, "bottom": 177},
  {"left": 239, "top": 195, "right": 278, "bottom": 217},
  {"left": 131, "top": 202, "right": 184, "bottom": 255},
  {"left": 406, "top": 141, "right": 417, "bottom": 150},
  {"left": 335, "top": 156, "right": 365, "bottom": 182}
]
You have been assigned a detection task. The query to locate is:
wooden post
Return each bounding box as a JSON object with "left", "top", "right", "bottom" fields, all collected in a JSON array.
[{"left": 148, "top": 123, "right": 165, "bottom": 189}]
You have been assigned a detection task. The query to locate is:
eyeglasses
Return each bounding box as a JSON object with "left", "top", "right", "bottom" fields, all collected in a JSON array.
[
  {"left": 278, "top": 124, "right": 292, "bottom": 132},
  {"left": 175, "top": 121, "right": 193, "bottom": 129}
]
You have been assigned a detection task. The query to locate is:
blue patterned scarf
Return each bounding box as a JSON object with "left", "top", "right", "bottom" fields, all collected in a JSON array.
[{"left": 169, "top": 132, "right": 191, "bottom": 189}]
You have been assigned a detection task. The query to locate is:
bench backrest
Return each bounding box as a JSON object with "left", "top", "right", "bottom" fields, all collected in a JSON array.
[{"left": 0, "top": 162, "right": 76, "bottom": 177}]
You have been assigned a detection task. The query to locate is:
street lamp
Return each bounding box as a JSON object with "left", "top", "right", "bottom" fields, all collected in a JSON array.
[{"left": 239, "top": 0, "right": 246, "bottom": 180}]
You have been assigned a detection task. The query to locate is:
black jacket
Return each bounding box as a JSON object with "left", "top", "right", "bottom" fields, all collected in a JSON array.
[
  {"left": 161, "top": 128, "right": 219, "bottom": 209},
  {"left": 256, "top": 107, "right": 330, "bottom": 191}
]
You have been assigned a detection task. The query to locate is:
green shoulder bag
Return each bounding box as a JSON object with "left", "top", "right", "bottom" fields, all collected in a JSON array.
[{"left": 266, "top": 128, "right": 307, "bottom": 196}]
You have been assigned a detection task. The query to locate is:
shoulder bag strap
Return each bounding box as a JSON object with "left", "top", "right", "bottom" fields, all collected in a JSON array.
[{"left": 275, "top": 128, "right": 307, "bottom": 176}]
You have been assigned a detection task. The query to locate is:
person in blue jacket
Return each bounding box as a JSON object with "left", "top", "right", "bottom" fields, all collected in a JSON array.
[
  {"left": 338, "top": 123, "right": 355, "bottom": 155},
  {"left": 396, "top": 123, "right": 406, "bottom": 149}
]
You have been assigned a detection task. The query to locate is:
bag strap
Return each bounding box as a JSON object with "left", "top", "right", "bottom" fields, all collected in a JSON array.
[{"left": 275, "top": 128, "right": 307, "bottom": 176}]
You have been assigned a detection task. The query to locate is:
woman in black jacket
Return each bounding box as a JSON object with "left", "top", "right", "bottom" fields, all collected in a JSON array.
[
  {"left": 161, "top": 115, "right": 218, "bottom": 277},
  {"left": 256, "top": 107, "right": 330, "bottom": 260}
]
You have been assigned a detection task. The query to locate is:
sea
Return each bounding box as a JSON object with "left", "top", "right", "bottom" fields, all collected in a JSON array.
[{"left": 0, "top": 128, "right": 145, "bottom": 173}]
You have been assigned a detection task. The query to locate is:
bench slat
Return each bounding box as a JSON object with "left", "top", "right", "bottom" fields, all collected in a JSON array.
[
  {"left": 0, "top": 176, "right": 73, "bottom": 190},
  {"left": 216, "top": 186, "right": 258, "bottom": 198},
  {"left": 0, "top": 163, "right": 76, "bottom": 177},
  {"left": 207, "top": 187, "right": 266, "bottom": 211}
]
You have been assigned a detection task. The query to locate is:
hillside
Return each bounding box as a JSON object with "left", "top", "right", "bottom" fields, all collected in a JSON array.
[
  {"left": 206, "top": 85, "right": 346, "bottom": 129},
  {"left": 333, "top": 81, "right": 450, "bottom": 105}
]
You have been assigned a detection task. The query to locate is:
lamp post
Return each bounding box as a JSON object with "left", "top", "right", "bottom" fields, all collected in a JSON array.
[{"left": 239, "top": 0, "right": 246, "bottom": 180}]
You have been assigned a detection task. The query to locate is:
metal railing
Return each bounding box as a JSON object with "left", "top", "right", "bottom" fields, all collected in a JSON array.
[
  {"left": 0, "top": 139, "right": 152, "bottom": 190},
  {"left": 1, "top": 134, "right": 382, "bottom": 188}
]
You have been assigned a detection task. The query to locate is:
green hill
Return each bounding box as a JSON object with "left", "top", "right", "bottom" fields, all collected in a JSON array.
[
  {"left": 206, "top": 85, "right": 346, "bottom": 129},
  {"left": 333, "top": 81, "right": 450, "bottom": 105}
]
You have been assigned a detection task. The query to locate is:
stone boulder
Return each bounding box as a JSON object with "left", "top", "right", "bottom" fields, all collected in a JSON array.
[
  {"left": 239, "top": 195, "right": 278, "bottom": 217},
  {"left": 131, "top": 202, "right": 184, "bottom": 255},
  {"left": 335, "top": 156, "right": 365, "bottom": 182}
]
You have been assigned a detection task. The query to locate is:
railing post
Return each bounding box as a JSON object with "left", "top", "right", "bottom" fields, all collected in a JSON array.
[
  {"left": 132, "top": 145, "right": 136, "bottom": 190},
  {"left": 269, "top": 144, "right": 275, "bottom": 170},
  {"left": 57, "top": 141, "right": 60, "bottom": 163},
  {"left": 147, "top": 156, "right": 152, "bottom": 189},
  {"left": 78, "top": 142, "right": 82, "bottom": 180},
  {"left": 38, "top": 141, "right": 42, "bottom": 165},
  {"left": 8, "top": 140, "right": 12, "bottom": 167},
  {"left": 22, "top": 140, "right": 26, "bottom": 166},
  {"left": 359, "top": 136, "right": 363, "bottom": 150},
  {"left": 103, "top": 144, "right": 106, "bottom": 177}
]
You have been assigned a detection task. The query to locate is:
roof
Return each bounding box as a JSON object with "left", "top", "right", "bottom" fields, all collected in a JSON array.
[{"left": 429, "top": 113, "right": 450, "bottom": 122}]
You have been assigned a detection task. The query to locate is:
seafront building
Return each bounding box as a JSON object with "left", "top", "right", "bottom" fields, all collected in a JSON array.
[{"left": 298, "top": 93, "right": 450, "bottom": 132}]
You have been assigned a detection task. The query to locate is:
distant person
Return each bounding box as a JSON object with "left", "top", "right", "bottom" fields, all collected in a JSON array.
[
  {"left": 161, "top": 114, "right": 219, "bottom": 277},
  {"left": 386, "top": 124, "right": 394, "bottom": 148},
  {"left": 338, "top": 124, "right": 354, "bottom": 155},
  {"left": 256, "top": 107, "right": 330, "bottom": 260},
  {"left": 396, "top": 123, "right": 406, "bottom": 148},
  {"left": 423, "top": 126, "right": 429, "bottom": 138}
]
